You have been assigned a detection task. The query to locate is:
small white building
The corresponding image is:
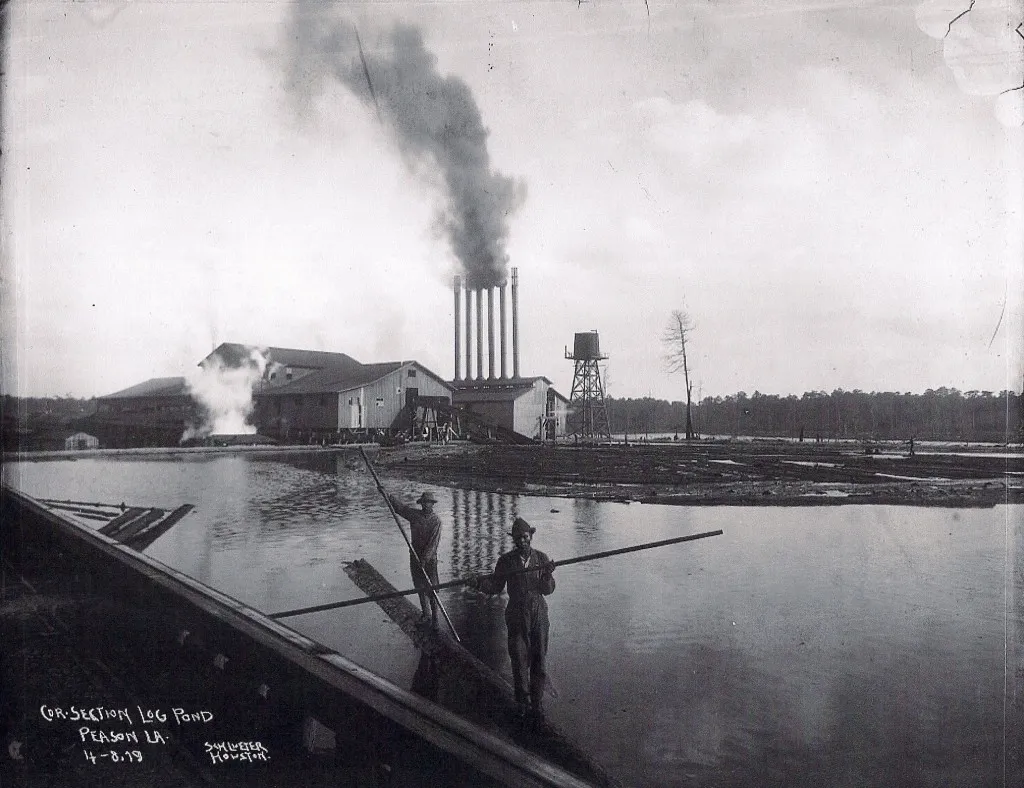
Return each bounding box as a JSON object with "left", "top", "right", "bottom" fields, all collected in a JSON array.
[
  {"left": 453, "top": 377, "right": 569, "bottom": 441},
  {"left": 65, "top": 432, "right": 100, "bottom": 450}
]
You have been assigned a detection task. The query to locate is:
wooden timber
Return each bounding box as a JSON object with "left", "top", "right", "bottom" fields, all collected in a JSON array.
[
  {"left": 98, "top": 506, "right": 149, "bottom": 535},
  {"left": 344, "top": 558, "right": 621, "bottom": 788},
  {"left": 125, "top": 504, "right": 195, "bottom": 551}
]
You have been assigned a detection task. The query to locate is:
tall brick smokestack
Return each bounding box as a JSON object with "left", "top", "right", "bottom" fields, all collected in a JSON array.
[
  {"left": 487, "top": 288, "right": 496, "bottom": 379},
  {"left": 512, "top": 267, "right": 520, "bottom": 379},
  {"left": 465, "top": 288, "right": 474, "bottom": 380},
  {"left": 475, "top": 288, "right": 483, "bottom": 381},
  {"left": 453, "top": 276, "right": 462, "bottom": 381},
  {"left": 499, "top": 282, "right": 508, "bottom": 379}
]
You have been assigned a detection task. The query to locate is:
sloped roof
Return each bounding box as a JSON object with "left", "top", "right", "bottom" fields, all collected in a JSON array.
[
  {"left": 268, "top": 362, "right": 404, "bottom": 395},
  {"left": 454, "top": 388, "right": 531, "bottom": 403},
  {"left": 99, "top": 377, "right": 189, "bottom": 399},
  {"left": 265, "top": 360, "right": 454, "bottom": 396},
  {"left": 453, "top": 375, "right": 552, "bottom": 390},
  {"left": 203, "top": 343, "right": 362, "bottom": 372},
  {"left": 452, "top": 378, "right": 551, "bottom": 403}
]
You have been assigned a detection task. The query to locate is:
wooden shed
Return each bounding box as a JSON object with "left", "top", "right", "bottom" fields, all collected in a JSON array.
[
  {"left": 64, "top": 431, "right": 100, "bottom": 450},
  {"left": 255, "top": 360, "right": 453, "bottom": 442},
  {"left": 453, "top": 377, "right": 568, "bottom": 441}
]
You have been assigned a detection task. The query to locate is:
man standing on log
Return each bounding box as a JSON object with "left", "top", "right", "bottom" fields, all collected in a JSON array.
[
  {"left": 471, "top": 517, "right": 556, "bottom": 720},
  {"left": 388, "top": 491, "right": 441, "bottom": 626}
]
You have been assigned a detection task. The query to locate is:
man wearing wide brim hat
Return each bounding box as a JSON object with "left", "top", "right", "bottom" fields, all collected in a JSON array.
[
  {"left": 471, "top": 517, "right": 556, "bottom": 720},
  {"left": 388, "top": 490, "right": 442, "bottom": 625}
]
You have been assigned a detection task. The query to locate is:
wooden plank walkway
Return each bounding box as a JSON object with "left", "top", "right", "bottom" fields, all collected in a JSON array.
[{"left": 344, "top": 558, "right": 621, "bottom": 788}]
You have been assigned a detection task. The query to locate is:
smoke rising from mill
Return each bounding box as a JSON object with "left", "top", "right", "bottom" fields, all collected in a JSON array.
[
  {"left": 181, "top": 347, "right": 269, "bottom": 441},
  {"left": 285, "top": 5, "right": 526, "bottom": 288}
]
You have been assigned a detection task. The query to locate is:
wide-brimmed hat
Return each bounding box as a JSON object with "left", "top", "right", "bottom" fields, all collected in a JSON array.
[
  {"left": 417, "top": 492, "right": 438, "bottom": 505},
  {"left": 509, "top": 517, "right": 536, "bottom": 537}
]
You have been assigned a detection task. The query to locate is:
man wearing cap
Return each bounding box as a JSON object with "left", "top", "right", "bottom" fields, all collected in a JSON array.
[
  {"left": 472, "top": 517, "right": 556, "bottom": 719},
  {"left": 388, "top": 491, "right": 442, "bottom": 626}
]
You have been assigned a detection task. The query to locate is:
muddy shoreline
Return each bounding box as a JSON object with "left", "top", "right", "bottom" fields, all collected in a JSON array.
[{"left": 376, "top": 440, "right": 1024, "bottom": 508}]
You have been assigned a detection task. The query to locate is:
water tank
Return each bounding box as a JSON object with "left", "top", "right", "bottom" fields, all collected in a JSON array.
[{"left": 572, "top": 331, "right": 603, "bottom": 360}]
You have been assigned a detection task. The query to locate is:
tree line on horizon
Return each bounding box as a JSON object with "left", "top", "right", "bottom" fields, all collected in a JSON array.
[
  {"left": 2, "top": 389, "right": 1023, "bottom": 448},
  {"left": 605, "top": 388, "right": 1023, "bottom": 444}
]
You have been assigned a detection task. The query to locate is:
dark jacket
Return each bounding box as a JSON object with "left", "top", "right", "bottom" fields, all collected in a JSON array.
[{"left": 479, "top": 549, "right": 555, "bottom": 606}]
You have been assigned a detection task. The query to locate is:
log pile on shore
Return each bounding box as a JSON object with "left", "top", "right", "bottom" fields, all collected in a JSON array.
[{"left": 376, "top": 441, "right": 1024, "bottom": 508}]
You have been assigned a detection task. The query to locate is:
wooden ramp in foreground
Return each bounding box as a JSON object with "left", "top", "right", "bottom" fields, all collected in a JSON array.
[{"left": 344, "top": 558, "right": 621, "bottom": 788}]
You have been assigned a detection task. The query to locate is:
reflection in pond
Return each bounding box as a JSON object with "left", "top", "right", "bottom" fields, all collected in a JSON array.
[
  {"left": 4, "top": 453, "right": 1022, "bottom": 788},
  {"left": 411, "top": 653, "right": 440, "bottom": 703}
]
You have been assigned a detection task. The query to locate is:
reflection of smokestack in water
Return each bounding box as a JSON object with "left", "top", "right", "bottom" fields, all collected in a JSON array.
[
  {"left": 511, "top": 267, "right": 520, "bottom": 379},
  {"left": 487, "top": 288, "right": 496, "bottom": 380},
  {"left": 453, "top": 276, "right": 462, "bottom": 381},
  {"left": 475, "top": 288, "right": 483, "bottom": 381},
  {"left": 499, "top": 282, "right": 507, "bottom": 379}
]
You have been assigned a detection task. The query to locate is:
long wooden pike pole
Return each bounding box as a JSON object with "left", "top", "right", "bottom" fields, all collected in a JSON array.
[
  {"left": 358, "top": 447, "right": 462, "bottom": 643},
  {"left": 270, "top": 528, "right": 723, "bottom": 620}
]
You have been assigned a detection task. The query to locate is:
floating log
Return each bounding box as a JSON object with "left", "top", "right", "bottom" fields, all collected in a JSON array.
[
  {"left": 38, "top": 498, "right": 126, "bottom": 509},
  {"left": 41, "top": 502, "right": 122, "bottom": 518},
  {"left": 344, "top": 558, "right": 621, "bottom": 788},
  {"left": 109, "top": 509, "right": 165, "bottom": 542},
  {"left": 125, "top": 504, "right": 194, "bottom": 551},
  {"left": 359, "top": 447, "right": 461, "bottom": 643},
  {"left": 98, "top": 507, "right": 148, "bottom": 536}
]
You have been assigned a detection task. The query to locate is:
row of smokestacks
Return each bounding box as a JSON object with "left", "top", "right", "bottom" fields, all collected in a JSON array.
[{"left": 453, "top": 267, "right": 520, "bottom": 382}]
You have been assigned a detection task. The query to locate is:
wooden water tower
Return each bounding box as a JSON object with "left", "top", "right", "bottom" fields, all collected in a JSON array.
[{"left": 565, "top": 331, "right": 611, "bottom": 441}]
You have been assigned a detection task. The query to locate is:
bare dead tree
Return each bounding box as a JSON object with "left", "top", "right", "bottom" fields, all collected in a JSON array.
[{"left": 662, "top": 310, "right": 696, "bottom": 441}]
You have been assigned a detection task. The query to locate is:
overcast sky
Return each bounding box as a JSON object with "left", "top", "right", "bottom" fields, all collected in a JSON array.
[{"left": 3, "top": 0, "right": 1022, "bottom": 401}]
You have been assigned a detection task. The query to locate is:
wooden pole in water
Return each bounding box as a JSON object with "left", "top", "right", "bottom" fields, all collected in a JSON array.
[
  {"left": 270, "top": 528, "right": 723, "bottom": 620},
  {"left": 359, "top": 448, "right": 462, "bottom": 643}
]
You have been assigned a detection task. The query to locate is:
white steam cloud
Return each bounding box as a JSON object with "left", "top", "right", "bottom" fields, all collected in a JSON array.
[
  {"left": 916, "top": 0, "right": 1024, "bottom": 127},
  {"left": 181, "top": 347, "right": 269, "bottom": 442}
]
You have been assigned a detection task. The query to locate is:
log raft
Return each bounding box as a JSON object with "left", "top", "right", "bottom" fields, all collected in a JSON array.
[{"left": 40, "top": 497, "right": 195, "bottom": 551}]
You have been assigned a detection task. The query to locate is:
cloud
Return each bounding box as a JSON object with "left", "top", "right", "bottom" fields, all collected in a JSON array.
[
  {"left": 634, "top": 97, "right": 759, "bottom": 168},
  {"left": 916, "top": 0, "right": 1024, "bottom": 127}
]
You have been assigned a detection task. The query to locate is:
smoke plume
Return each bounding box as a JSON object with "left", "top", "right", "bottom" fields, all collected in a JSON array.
[
  {"left": 284, "top": 4, "right": 526, "bottom": 288},
  {"left": 181, "top": 347, "right": 269, "bottom": 441}
]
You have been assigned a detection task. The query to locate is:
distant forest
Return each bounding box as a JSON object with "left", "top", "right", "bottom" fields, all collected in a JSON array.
[
  {"left": 2, "top": 389, "right": 1022, "bottom": 450},
  {"left": 1, "top": 395, "right": 97, "bottom": 451},
  {"left": 607, "top": 389, "right": 1024, "bottom": 444}
]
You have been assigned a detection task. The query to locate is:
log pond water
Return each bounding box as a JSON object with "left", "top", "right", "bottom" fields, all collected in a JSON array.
[{"left": 4, "top": 450, "right": 1022, "bottom": 787}]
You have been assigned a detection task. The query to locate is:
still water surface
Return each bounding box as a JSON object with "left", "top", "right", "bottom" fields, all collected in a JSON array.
[{"left": 5, "top": 451, "right": 1022, "bottom": 787}]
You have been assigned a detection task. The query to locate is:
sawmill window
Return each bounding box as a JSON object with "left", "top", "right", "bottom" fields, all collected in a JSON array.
[{"left": 407, "top": 369, "right": 417, "bottom": 378}]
